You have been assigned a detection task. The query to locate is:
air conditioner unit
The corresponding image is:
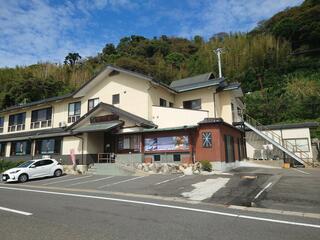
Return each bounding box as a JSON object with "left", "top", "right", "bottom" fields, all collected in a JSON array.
[{"left": 59, "top": 121, "right": 67, "bottom": 128}]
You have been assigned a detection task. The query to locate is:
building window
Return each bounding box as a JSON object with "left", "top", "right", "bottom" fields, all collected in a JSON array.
[
  {"left": 169, "top": 102, "right": 174, "bottom": 107},
  {"left": 0, "top": 143, "right": 6, "bottom": 156},
  {"left": 284, "top": 138, "right": 310, "bottom": 152},
  {"left": 154, "top": 155, "right": 160, "bottom": 161},
  {"left": 183, "top": 99, "right": 201, "bottom": 110},
  {"left": 202, "top": 132, "right": 212, "bottom": 148},
  {"left": 160, "top": 98, "right": 167, "bottom": 107},
  {"left": 112, "top": 94, "right": 120, "bottom": 104},
  {"left": 173, "top": 154, "right": 181, "bottom": 162},
  {"left": 8, "top": 112, "right": 26, "bottom": 132},
  {"left": 88, "top": 98, "right": 99, "bottom": 111},
  {"left": 10, "top": 141, "right": 31, "bottom": 156},
  {"left": 117, "top": 135, "right": 141, "bottom": 152},
  {"left": 31, "top": 107, "right": 52, "bottom": 129},
  {"left": 68, "top": 102, "right": 81, "bottom": 123},
  {"left": 224, "top": 135, "right": 235, "bottom": 163},
  {"left": 0, "top": 116, "right": 4, "bottom": 133},
  {"left": 35, "top": 138, "right": 61, "bottom": 155}
]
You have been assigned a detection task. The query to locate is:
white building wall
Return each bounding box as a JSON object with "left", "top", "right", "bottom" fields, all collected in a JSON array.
[
  {"left": 152, "top": 106, "right": 208, "bottom": 128},
  {"left": 246, "top": 127, "right": 313, "bottom": 160}
]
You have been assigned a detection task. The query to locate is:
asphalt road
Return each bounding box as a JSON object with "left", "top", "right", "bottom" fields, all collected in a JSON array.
[{"left": 0, "top": 185, "right": 319, "bottom": 240}]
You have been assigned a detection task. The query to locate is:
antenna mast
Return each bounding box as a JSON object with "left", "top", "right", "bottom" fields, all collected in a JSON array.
[{"left": 214, "top": 48, "right": 223, "bottom": 78}]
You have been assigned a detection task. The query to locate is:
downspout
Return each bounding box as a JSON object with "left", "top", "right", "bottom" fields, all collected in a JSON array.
[
  {"left": 74, "top": 134, "right": 84, "bottom": 165},
  {"left": 213, "top": 91, "right": 217, "bottom": 118}
]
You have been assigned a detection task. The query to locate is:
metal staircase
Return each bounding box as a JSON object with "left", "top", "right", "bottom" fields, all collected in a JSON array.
[{"left": 243, "top": 115, "right": 311, "bottom": 167}]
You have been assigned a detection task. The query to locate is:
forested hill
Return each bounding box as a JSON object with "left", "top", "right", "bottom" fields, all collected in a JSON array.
[{"left": 0, "top": 0, "right": 319, "bottom": 135}]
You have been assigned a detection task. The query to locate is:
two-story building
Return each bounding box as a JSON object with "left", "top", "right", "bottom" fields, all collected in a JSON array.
[{"left": 0, "top": 65, "right": 245, "bottom": 170}]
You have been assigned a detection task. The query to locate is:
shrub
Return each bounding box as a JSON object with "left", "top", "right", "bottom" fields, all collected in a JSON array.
[
  {"left": 200, "top": 160, "right": 212, "bottom": 172},
  {"left": 0, "top": 159, "right": 25, "bottom": 172}
]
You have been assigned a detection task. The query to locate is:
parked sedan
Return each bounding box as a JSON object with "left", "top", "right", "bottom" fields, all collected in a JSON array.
[{"left": 2, "top": 158, "right": 63, "bottom": 183}]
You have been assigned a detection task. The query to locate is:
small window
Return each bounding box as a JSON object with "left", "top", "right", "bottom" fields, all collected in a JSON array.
[
  {"left": 154, "top": 155, "right": 161, "bottom": 161},
  {"left": 173, "top": 154, "right": 181, "bottom": 162},
  {"left": 160, "top": 98, "right": 167, "bottom": 107},
  {"left": 202, "top": 132, "right": 212, "bottom": 148},
  {"left": 169, "top": 102, "right": 174, "bottom": 107},
  {"left": 112, "top": 94, "right": 120, "bottom": 104},
  {"left": 88, "top": 98, "right": 99, "bottom": 111},
  {"left": 183, "top": 99, "right": 201, "bottom": 110}
]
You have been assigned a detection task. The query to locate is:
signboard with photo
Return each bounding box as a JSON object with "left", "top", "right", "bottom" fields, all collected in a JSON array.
[{"left": 144, "top": 136, "right": 189, "bottom": 152}]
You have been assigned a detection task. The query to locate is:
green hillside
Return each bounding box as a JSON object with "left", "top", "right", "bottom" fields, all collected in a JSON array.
[{"left": 0, "top": 0, "right": 319, "bottom": 135}]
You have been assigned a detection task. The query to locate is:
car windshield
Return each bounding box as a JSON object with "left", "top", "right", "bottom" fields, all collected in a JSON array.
[{"left": 17, "top": 160, "right": 35, "bottom": 168}]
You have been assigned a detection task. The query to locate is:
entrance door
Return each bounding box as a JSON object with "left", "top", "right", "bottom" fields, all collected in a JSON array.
[{"left": 104, "top": 134, "right": 116, "bottom": 153}]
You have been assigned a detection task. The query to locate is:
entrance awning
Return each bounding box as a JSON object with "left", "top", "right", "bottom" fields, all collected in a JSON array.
[{"left": 72, "top": 120, "right": 123, "bottom": 134}]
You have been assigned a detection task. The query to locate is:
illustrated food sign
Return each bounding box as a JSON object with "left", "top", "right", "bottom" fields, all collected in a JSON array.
[{"left": 144, "top": 136, "right": 189, "bottom": 151}]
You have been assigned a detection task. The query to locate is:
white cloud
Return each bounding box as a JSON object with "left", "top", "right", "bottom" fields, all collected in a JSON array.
[
  {"left": 178, "top": 0, "right": 303, "bottom": 37},
  {"left": 0, "top": 0, "right": 135, "bottom": 67}
]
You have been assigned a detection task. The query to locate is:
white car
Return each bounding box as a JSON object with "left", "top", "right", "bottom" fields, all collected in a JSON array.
[{"left": 2, "top": 158, "right": 63, "bottom": 183}]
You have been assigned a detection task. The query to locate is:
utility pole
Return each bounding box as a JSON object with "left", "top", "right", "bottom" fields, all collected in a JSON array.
[{"left": 214, "top": 48, "right": 223, "bottom": 78}]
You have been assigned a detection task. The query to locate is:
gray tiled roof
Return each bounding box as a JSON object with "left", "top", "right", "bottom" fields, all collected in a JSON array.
[
  {"left": 68, "top": 102, "right": 157, "bottom": 130},
  {"left": 72, "top": 121, "right": 123, "bottom": 133},
  {"left": 170, "top": 72, "right": 224, "bottom": 92},
  {"left": 0, "top": 128, "right": 69, "bottom": 142},
  {"left": 222, "top": 82, "right": 241, "bottom": 91},
  {"left": 0, "top": 93, "right": 74, "bottom": 114}
]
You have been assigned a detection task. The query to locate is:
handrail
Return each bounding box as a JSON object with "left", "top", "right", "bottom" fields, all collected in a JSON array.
[
  {"left": 98, "top": 153, "right": 116, "bottom": 163},
  {"left": 244, "top": 114, "right": 310, "bottom": 163}
]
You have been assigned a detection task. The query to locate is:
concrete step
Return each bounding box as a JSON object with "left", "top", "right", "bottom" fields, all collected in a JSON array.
[{"left": 88, "top": 163, "right": 136, "bottom": 176}]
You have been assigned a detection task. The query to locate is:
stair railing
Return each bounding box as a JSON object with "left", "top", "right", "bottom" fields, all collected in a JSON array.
[{"left": 244, "top": 114, "right": 310, "bottom": 164}]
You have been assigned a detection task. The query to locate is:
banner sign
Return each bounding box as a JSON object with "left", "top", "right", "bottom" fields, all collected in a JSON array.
[
  {"left": 90, "top": 114, "right": 119, "bottom": 123},
  {"left": 144, "top": 136, "right": 189, "bottom": 152}
]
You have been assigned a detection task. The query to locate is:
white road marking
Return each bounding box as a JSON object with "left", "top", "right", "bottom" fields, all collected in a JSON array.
[
  {"left": 97, "top": 176, "right": 144, "bottom": 189},
  {"left": 293, "top": 169, "right": 310, "bottom": 175},
  {"left": 66, "top": 176, "right": 114, "bottom": 187},
  {"left": 154, "top": 175, "right": 185, "bottom": 185},
  {"left": 43, "top": 175, "right": 93, "bottom": 186},
  {"left": 0, "top": 186, "right": 319, "bottom": 229},
  {"left": 0, "top": 206, "right": 32, "bottom": 216},
  {"left": 253, "top": 182, "right": 272, "bottom": 200}
]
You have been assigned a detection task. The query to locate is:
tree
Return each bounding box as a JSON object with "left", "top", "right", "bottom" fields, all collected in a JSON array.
[
  {"left": 102, "top": 44, "right": 117, "bottom": 55},
  {"left": 64, "top": 52, "right": 82, "bottom": 66}
]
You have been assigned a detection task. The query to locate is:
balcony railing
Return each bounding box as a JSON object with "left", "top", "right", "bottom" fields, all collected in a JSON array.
[
  {"left": 8, "top": 124, "right": 25, "bottom": 132},
  {"left": 68, "top": 115, "right": 80, "bottom": 123},
  {"left": 30, "top": 120, "right": 52, "bottom": 129}
]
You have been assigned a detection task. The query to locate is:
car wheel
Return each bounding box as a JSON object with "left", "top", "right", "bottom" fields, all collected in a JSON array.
[
  {"left": 18, "top": 174, "right": 28, "bottom": 183},
  {"left": 54, "top": 169, "right": 62, "bottom": 177}
]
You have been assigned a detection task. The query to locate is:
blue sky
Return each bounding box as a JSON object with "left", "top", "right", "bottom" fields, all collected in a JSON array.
[{"left": 0, "top": 0, "right": 303, "bottom": 67}]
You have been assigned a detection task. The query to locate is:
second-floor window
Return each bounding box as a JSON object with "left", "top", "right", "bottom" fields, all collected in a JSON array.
[
  {"left": 88, "top": 98, "right": 99, "bottom": 111},
  {"left": 68, "top": 102, "right": 81, "bottom": 123},
  {"left": 0, "top": 116, "right": 4, "bottom": 133},
  {"left": 160, "top": 98, "right": 167, "bottom": 107},
  {"left": 31, "top": 107, "right": 52, "bottom": 129},
  {"left": 183, "top": 99, "right": 201, "bottom": 110},
  {"left": 8, "top": 112, "right": 26, "bottom": 132}
]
